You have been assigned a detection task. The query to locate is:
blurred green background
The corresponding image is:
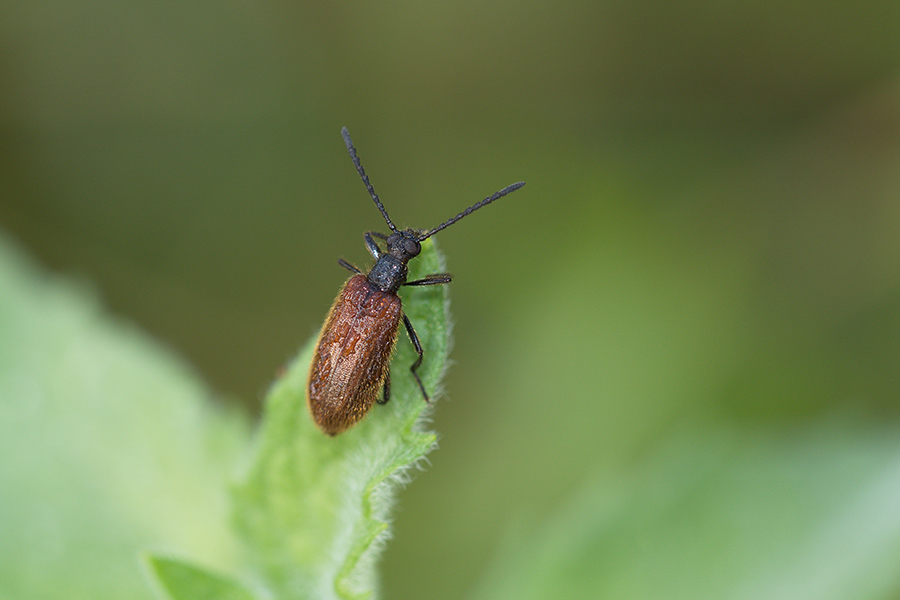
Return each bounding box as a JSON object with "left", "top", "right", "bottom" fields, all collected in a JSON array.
[{"left": 2, "top": 0, "right": 900, "bottom": 598}]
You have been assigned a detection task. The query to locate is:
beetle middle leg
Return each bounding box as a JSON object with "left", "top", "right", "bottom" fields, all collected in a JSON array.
[
  {"left": 400, "top": 275, "right": 452, "bottom": 401},
  {"left": 338, "top": 259, "right": 363, "bottom": 274},
  {"left": 402, "top": 313, "right": 430, "bottom": 402}
]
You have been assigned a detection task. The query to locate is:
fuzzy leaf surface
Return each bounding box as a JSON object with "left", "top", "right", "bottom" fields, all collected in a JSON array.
[{"left": 231, "top": 239, "right": 449, "bottom": 600}]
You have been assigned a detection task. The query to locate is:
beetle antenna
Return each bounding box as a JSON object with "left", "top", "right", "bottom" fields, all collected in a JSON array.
[
  {"left": 342, "top": 127, "right": 398, "bottom": 232},
  {"left": 419, "top": 181, "right": 525, "bottom": 241}
]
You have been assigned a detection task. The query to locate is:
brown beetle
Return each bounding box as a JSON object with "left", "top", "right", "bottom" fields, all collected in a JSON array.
[{"left": 307, "top": 127, "right": 524, "bottom": 435}]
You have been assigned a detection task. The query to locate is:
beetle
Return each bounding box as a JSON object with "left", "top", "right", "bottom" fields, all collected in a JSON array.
[{"left": 307, "top": 127, "right": 524, "bottom": 435}]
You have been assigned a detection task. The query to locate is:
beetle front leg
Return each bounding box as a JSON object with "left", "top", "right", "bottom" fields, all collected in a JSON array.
[{"left": 364, "top": 232, "right": 388, "bottom": 259}]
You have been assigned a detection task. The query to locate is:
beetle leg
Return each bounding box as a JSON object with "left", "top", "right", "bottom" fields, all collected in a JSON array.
[
  {"left": 364, "top": 232, "right": 388, "bottom": 259},
  {"left": 378, "top": 370, "right": 391, "bottom": 405},
  {"left": 402, "top": 313, "right": 429, "bottom": 402},
  {"left": 338, "top": 258, "right": 362, "bottom": 274},
  {"left": 405, "top": 272, "right": 452, "bottom": 286}
]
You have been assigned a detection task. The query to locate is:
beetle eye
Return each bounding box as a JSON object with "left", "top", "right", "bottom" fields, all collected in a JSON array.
[
  {"left": 404, "top": 238, "right": 421, "bottom": 256},
  {"left": 386, "top": 232, "right": 401, "bottom": 245}
]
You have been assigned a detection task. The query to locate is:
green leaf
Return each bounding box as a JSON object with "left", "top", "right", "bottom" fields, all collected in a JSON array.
[
  {"left": 145, "top": 555, "right": 257, "bottom": 600},
  {"left": 231, "top": 238, "right": 450, "bottom": 600},
  {"left": 0, "top": 231, "right": 451, "bottom": 600},
  {"left": 470, "top": 418, "right": 900, "bottom": 600},
  {"left": 0, "top": 233, "right": 248, "bottom": 599}
]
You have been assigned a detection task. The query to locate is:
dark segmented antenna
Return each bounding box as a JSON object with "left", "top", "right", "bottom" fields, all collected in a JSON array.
[
  {"left": 419, "top": 181, "right": 526, "bottom": 241},
  {"left": 342, "top": 127, "right": 398, "bottom": 233}
]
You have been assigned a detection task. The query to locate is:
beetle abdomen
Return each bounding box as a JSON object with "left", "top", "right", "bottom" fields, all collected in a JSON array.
[{"left": 308, "top": 274, "right": 402, "bottom": 435}]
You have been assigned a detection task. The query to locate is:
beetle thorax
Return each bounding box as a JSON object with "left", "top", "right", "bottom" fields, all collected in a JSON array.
[
  {"left": 366, "top": 230, "right": 422, "bottom": 294},
  {"left": 367, "top": 254, "right": 408, "bottom": 293}
]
